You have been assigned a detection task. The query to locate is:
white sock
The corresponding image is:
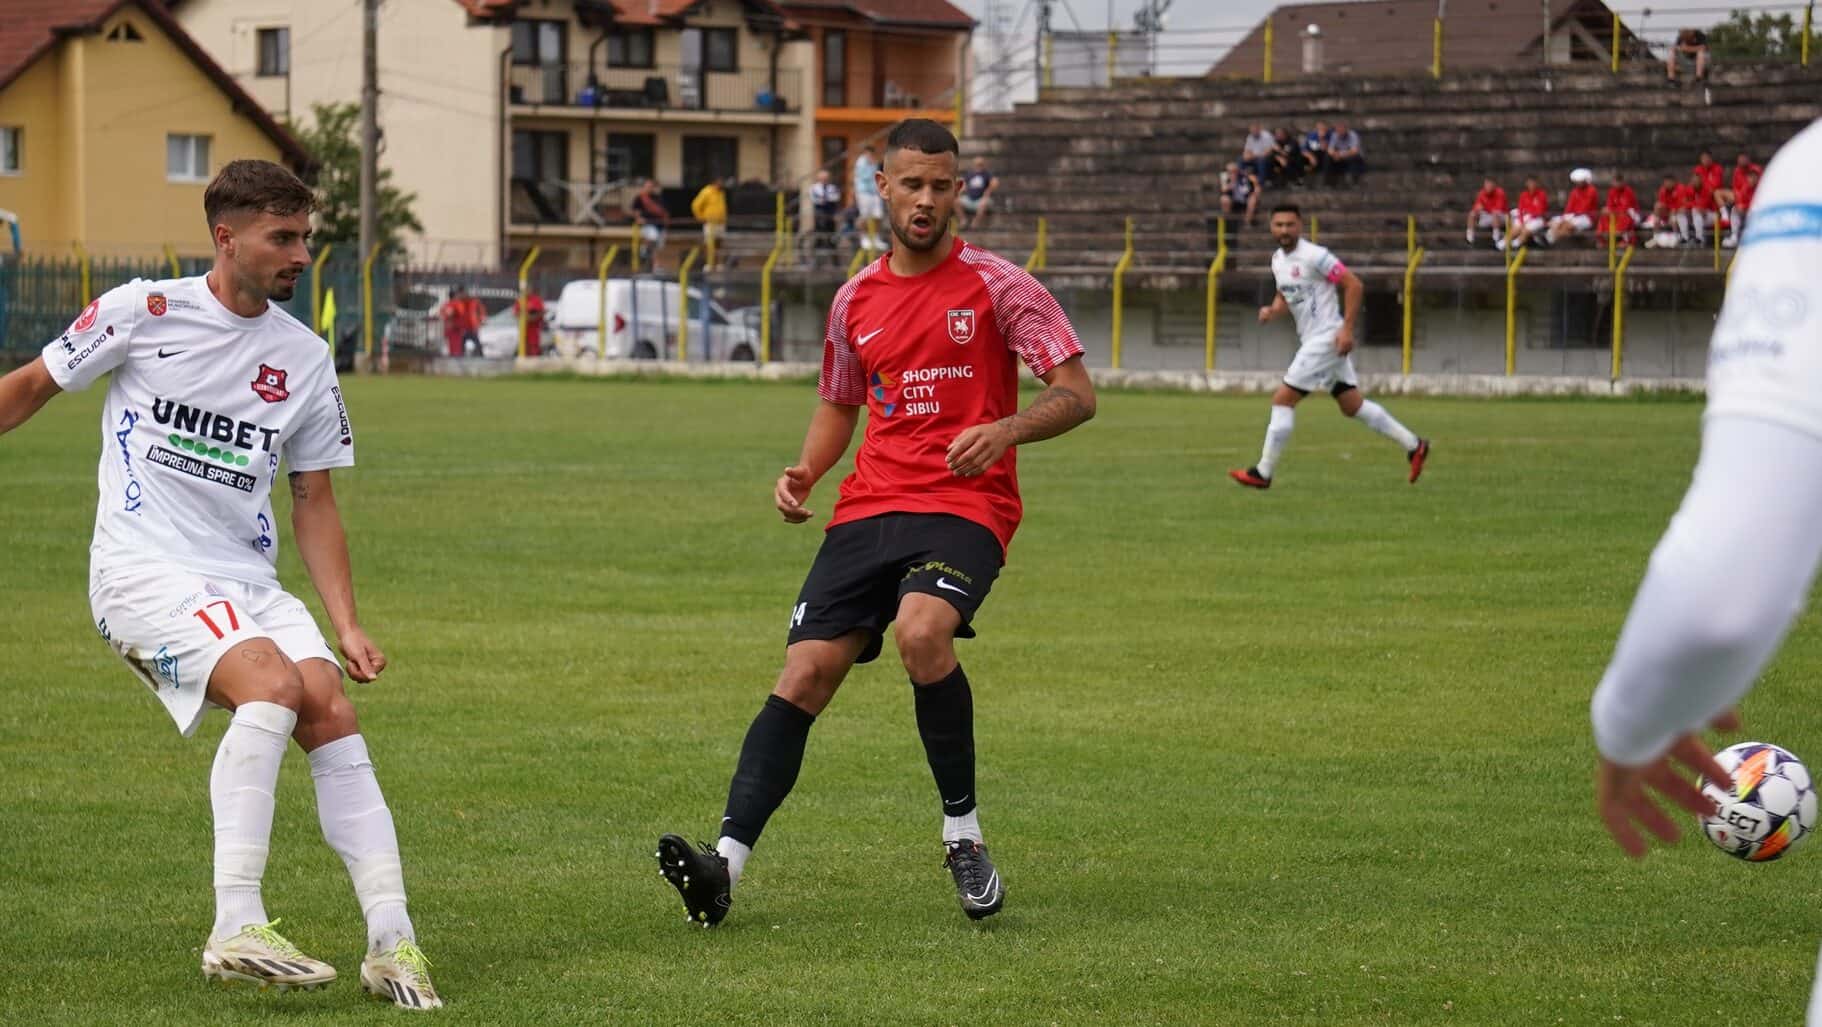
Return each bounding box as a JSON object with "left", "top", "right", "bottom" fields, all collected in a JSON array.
[
  {"left": 211, "top": 701, "right": 297, "bottom": 941},
  {"left": 1353, "top": 399, "right": 1420, "bottom": 452},
  {"left": 308, "top": 734, "right": 414, "bottom": 952},
  {"left": 1258, "top": 404, "right": 1295, "bottom": 479},
  {"left": 943, "top": 809, "right": 983, "bottom": 845},
  {"left": 716, "top": 837, "right": 751, "bottom": 886}
]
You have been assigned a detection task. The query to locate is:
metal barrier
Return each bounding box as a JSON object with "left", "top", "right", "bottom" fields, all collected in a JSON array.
[{"left": 1109, "top": 218, "right": 1135, "bottom": 369}]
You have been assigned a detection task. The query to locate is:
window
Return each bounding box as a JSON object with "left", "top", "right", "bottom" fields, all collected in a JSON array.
[
  {"left": 704, "top": 28, "right": 738, "bottom": 72},
  {"left": 0, "top": 127, "right": 19, "bottom": 175},
  {"left": 256, "top": 27, "right": 289, "bottom": 77},
  {"left": 605, "top": 133, "right": 655, "bottom": 183},
  {"left": 682, "top": 136, "right": 738, "bottom": 188},
  {"left": 166, "top": 134, "right": 210, "bottom": 182},
  {"left": 105, "top": 21, "right": 144, "bottom": 42},
  {"left": 608, "top": 28, "right": 654, "bottom": 69},
  {"left": 511, "top": 129, "right": 570, "bottom": 223},
  {"left": 510, "top": 20, "right": 565, "bottom": 66},
  {"left": 821, "top": 31, "right": 846, "bottom": 107}
]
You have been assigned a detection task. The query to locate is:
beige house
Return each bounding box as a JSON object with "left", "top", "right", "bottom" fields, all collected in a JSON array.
[{"left": 173, "top": 0, "right": 817, "bottom": 269}]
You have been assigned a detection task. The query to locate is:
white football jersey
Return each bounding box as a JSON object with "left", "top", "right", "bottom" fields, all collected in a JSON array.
[
  {"left": 1270, "top": 238, "right": 1348, "bottom": 346},
  {"left": 43, "top": 276, "right": 354, "bottom": 589},
  {"left": 1705, "top": 119, "right": 1822, "bottom": 438}
]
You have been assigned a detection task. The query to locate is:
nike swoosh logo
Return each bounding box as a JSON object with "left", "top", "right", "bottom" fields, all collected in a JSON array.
[
  {"left": 936, "top": 577, "right": 969, "bottom": 597},
  {"left": 944, "top": 794, "right": 971, "bottom": 808},
  {"left": 156, "top": 348, "right": 186, "bottom": 358},
  {"left": 965, "top": 871, "right": 1000, "bottom": 903},
  {"left": 856, "top": 328, "right": 885, "bottom": 346}
]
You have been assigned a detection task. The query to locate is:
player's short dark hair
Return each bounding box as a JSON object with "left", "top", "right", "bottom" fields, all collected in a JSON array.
[
  {"left": 885, "top": 118, "right": 958, "bottom": 160},
  {"left": 204, "top": 160, "right": 315, "bottom": 228},
  {"left": 1271, "top": 203, "right": 1301, "bottom": 219}
]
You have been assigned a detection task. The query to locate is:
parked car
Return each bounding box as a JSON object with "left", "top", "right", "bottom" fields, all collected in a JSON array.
[
  {"left": 550, "top": 278, "right": 759, "bottom": 361},
  {"left": 476, "top": 304, "right": 555, "bottom": 359}
]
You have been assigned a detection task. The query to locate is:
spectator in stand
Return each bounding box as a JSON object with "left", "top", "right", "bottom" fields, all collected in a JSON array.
[
  {"left": 631, "top": 178, "right": 670, "bottom": 271},
  {"left": 1241, "top": 124, "right": 1275, "bottom": 185},
  {"left": 1326, "top": 122, "right": 1365, "bottom": 186},
  {"left": 1545, "top": 168, "right": 1601, "bottom": 245},
  {"left": 1716, "top": 151, "right": 1762, "bottom": 247},
  {"left": 808, "top": 168, "right": 842, "bottom": 267},
  {"left": 1598, "top": 172, "right": 1641, "bottom": 244},
  {"left": 1465, "top": 176, "right": 1508, "bottom": 246},
  {"left": 690, "top": 177, "right": 729, "bottom": 270},
  {"left": 1500, "top": 175, "right": 1551, "bottom": 251},
  {"left": 1219, "top": 161, "right": 1262, "bottom": 227},
  {"left": 959, "top": 156, "right": 997, "bottom": 229},
  {"left": 1675, "top": 169, "right": 1717, "bottom": 245},
  {"left": 1666, "top": 27, "right": 1709, "bottom": 84},
  {"left": 1643, "top": 173, "right": 1681, "bottom": 248},
  {"left": 1302, "top": 121, "right": 1331, "bottom": 182},
  {"left": 1271, "top": 128, "right": 1305, "bottom": 188}
]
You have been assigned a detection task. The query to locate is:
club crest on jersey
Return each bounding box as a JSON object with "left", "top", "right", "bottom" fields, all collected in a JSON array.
[
  {"left": 146, "top": 292, "right": 167, "bottom": 317},
  {"left": 251, "top": 365, "right": 290, "bottom": 403},
  {"left": 71, "top": 299, "right": 100, "bottom": 333},
  {"left": 946, "top": 309, "right": 975, "bottom": 345},
  {"left": 1290, "top": 266, "right": 1302, "bottom": 279}
]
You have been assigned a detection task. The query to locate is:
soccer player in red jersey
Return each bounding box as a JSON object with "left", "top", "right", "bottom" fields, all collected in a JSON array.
[
  {"left": 1677, "top": 169, "right": 1718, "bottom": 245},
  {"left": 1499, "top": 176, "right": 1550, "bottom": 251},
  {"left": 1464, "top": 176, "right": 1508, "bottom": 247},
  {"left": 1545, "top": 168, "right": 1601, "bottom": 245},
  {"left": 657, "top": 118, "right": 1095, "bottom": 927},
  {"left": 1598, "top": 172, "right": 1641, "bottom": 243}
]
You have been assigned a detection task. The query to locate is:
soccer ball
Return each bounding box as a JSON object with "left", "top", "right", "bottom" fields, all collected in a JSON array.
[{"left": 1697, "top": 742, "right": 1818, "bottom": 862}]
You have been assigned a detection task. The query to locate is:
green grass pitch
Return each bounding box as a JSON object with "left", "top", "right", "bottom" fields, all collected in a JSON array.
[{"left": 2, "top": 377, "right": 1818, "bottom": 1025}]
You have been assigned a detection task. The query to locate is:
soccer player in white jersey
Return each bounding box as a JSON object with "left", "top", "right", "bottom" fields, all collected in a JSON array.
[
  {"left": 0, "top": 161, "right": 439, "bottom": 1009},
  {"left": 1590, "top": 119, "right": 1822, "bottom": 1022},
  {"left": 1230, "top": 204, "right": 1430, "bottom": 489}
]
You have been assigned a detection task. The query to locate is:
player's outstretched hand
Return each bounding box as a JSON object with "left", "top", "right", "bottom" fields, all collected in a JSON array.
[
  {"left": 340, "top": 626, "right": 388, "bottom": 683},
  {"left": 1595, "top": 709, "right": 1741, "bottom": 859},
  {"left": 947, "top": 422, "right": 1014, "bottom": 478},
  {"left": 776, "top": 464, "right": 815, "bottom": 523}
]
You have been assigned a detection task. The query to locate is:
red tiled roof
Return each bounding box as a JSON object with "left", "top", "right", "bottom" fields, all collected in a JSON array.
[
  {"left": 459, "top": 0, "right": 795, "bottom": 28},
  {"left": 0, "top": 0, "right": 311, "bottom": 170},
  {"left": 781, "top": 1, "right": 973, "bottom": 29}
]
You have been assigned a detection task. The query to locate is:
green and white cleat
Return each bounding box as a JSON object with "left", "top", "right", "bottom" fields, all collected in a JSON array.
[
  {"left": 361, "top": 939, "right": 443, "bottom": 1010},
  {"left": 201, "top": 919, "right": 337, "bottom": 991}
]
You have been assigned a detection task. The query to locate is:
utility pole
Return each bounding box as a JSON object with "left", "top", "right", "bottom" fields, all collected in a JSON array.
[
  {"left": 1036, "top": 0, "right": 1052, "bottom": 90},
  {"left": 359, "top": 0, "right": 379, "bottom": 268}
]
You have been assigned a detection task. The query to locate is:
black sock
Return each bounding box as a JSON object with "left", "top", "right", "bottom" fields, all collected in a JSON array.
[
  {"left": 913, "top": 664, "right": 976, "bottom": 817},
  {"left": 719, "top": 694, "right": 815, "bottom": 848}
]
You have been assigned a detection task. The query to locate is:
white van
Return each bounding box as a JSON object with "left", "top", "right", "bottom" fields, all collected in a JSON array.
[{"left": 548, "top": 278, "right": 760, "bottom": 361}]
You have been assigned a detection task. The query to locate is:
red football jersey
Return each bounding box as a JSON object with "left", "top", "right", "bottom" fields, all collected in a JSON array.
[
  {"left": 1605, "top": 185, "right": 1639, "bottom": 216},
  {"left": 1655, "top": 184, "right": 1677, "bottom": 210},
  {"left": 1517, "top": 188, "right": 1549, "bottom": 219},
  {"left": 1737, "top": 176, "right": 1757, "bottom": 212},
  {"left": 1472, "top": 186, "right": 1507, "bottom": 214},
  {"left": 1694, "top": 162, "right": 1724, "bottom": 192},
  {"left": 819, "top": 239, "right": 1084, "bottom": 555},
  {"left": 1562, "top": 184, "right": 1600, "bottom": 216},
  {"left": 1732, "top": 163, "right": 1762, "bottom": 195}
]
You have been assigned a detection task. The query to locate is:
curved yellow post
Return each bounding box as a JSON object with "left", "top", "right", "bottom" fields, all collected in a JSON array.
[
  {"left": 1606, "top": 215, "right": 1617, "bottom": 271},
  {"left": 1025, "top": 217, "right": 1048, "bottom": 272},
  {"left": 846, "top": 245, "right": 866, "bottom": 279},
  {"left": 1406, "top": 214, "right": 1417, "bottom": 261},
  {"left": 1713, "top": 224, "right": 1722, "bottom": 271},
  {"left": 760, "top": 236, "right": 783, "bottom": 363},
  {"left": 1205, "top": 218, "right": 1228, "bottom": 372},
  {"left": 1611, "top": 244, "right": 1637, "bottom": 381},
  {"left": 677, "top": 246, "right": 700, "bottom": 363},
  {"left": 1432, "top": 17, "right": 1443, "bottom": 79},
  {"left": 310, "top": 244, "right": 334, "bottom": 340},
  {"left": 72, "top": 242, "right": 91, "bottom": 305},
  {"left": 1110, "top": 217, "right": 1135, "bottom": 370},
  {"left": 595, "top": 244, "right": 620, "bottom": 356},
  {"left": 863, "top": 216, "right": 880, "bottom": 261},
  {"left": 162, "top": 243, "right": 181, "bottom": 279},
  {"left": 1610, "top": 11, "right": 1621, "bottom": 73},
  {"left": 1263, "top": 19, "right": 1274, "bottom": 83},
  {"left": 1504, "top": 246, "right": 1529, "bottom": 375},
  {"left": 361, "top": 243, "right": 381, "bottom": 358},
  {"left": 1402, "top": 246, "right": 1426, "bottom": 375},
  {"left": 516, "top": 245, "right": 541, "bottom": 358}
]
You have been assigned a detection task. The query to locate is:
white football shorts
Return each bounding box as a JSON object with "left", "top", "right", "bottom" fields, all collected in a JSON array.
[
  {"left": 88, "top": 563, "right": 339, "bottom": 736},
  {"left": 1284, "top": 342, "right": 1360, "bottom": 394}
]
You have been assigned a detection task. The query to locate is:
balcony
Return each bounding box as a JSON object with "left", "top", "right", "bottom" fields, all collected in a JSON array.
[{"left": 508, "top": 63, "right": 804, "bottom": 121}]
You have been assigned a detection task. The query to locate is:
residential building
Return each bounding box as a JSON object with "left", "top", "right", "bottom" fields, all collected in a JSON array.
[
  {"left": 176, "top": 0, "right": 817, "bottom": 269},
  {"left": 0, "top": 0, "right": 309, "bottom": 258}
]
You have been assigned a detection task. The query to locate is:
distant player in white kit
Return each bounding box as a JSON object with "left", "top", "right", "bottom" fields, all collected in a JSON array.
[
  {"left": 1589, "top": 119, "right": 1822, "bottom": 1023},
  {"left": 0, "top": 161, "right": 439, "bottom": 1008},
  {"left": 1230, "top": 203, "right": 1430, "bottom": 489}
]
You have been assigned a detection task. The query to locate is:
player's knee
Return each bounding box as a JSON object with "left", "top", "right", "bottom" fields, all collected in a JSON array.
[
  {"left": 775, "top": 654, "right": 840, "bottom": 708},
  {"left": 248, "top": 666, "right": 306, "bottom": 712},
  {"left": 895, "top": 619, "right": 955, "bottom": 681}
]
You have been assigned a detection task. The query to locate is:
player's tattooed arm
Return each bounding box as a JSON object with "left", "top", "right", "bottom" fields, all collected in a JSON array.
[
  {"left": 0, "top": 358, "right": 64, "bottom": 437},
  {"left": 288, "top": 471, "right": 313, "bottom": 502},
  {"left": 947, "top": 356, "right": 1095, "bottom": 477}
]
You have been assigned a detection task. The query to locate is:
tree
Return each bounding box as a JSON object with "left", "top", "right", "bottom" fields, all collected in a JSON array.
[
  {"left": 1703, "top": 10, "right": 1820, "bottom": 61},
  {"left": 288, "top": 102, "right": 423, "bottom": 253}
]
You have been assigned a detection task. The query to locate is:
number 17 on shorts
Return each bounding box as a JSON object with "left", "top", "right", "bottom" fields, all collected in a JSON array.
[{"left": 90, "top": 567, "right": 256, "bottom": 737}]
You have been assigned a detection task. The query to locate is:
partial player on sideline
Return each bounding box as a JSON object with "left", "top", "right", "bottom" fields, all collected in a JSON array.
[
  {"left": 0, "top": 161, "right": 439, "bottom": 1009},
  {"left": 1230, "top": 204, "right": 1430, "bottom": 489},
  {"left": 1588, "top": 119, "right": 1822, "bottom": 1022},
  {"left": 657, "top": 118, "right": 1094, "bottom": 927}
]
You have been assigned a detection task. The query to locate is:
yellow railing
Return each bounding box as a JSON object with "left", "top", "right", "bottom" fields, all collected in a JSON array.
[
  {"left": 1025, "top": 217, "right": 1048, "bottom": 273},
  {"left": 1611, "top": 244, "right": 1637, "bottom": 381},
  {"left": 162, "top": 243, "right": 181, "bottom": 280},
  {"left": 1611, "top": 11, "right": 1622, "bottom": 73},
  {"left": 1204, "top": 218, "right": 1228, "bottom": 372},
  {"left": 595, "top": 244, "right": 620, "bottom": 357},
  {"left": 1432, "top": 17, "right": 1444, "bottom": 79},
  {"left": 1402, "top": 245, "right": 1426, "bottom": 375},
  {"left": 1504, "top": 247, "right": 1529, "bottom": 375},
  {"left": 310, "top": 244, "right": 334, "bottom": 341},
  {"left": 361, "top": 243, "right": 381, "bottom": 359},
  {"left": 676, "top": 246, "right": 700, "bottom": 363},
  {"left": 72, "top": 243, "right": 91, "bottom": 306},
  {"left": 515, "top": 246, "right": 541, "bottom": 359},
  {"left": 1109, "top": 218, "right": 1135, "bottom": 370},
  {"left": 1262, "top": 19, "right": 1274, "bottom": 84},
  {"left": 1806, "top": 1, "right": 1814, "bottom": 66}
]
